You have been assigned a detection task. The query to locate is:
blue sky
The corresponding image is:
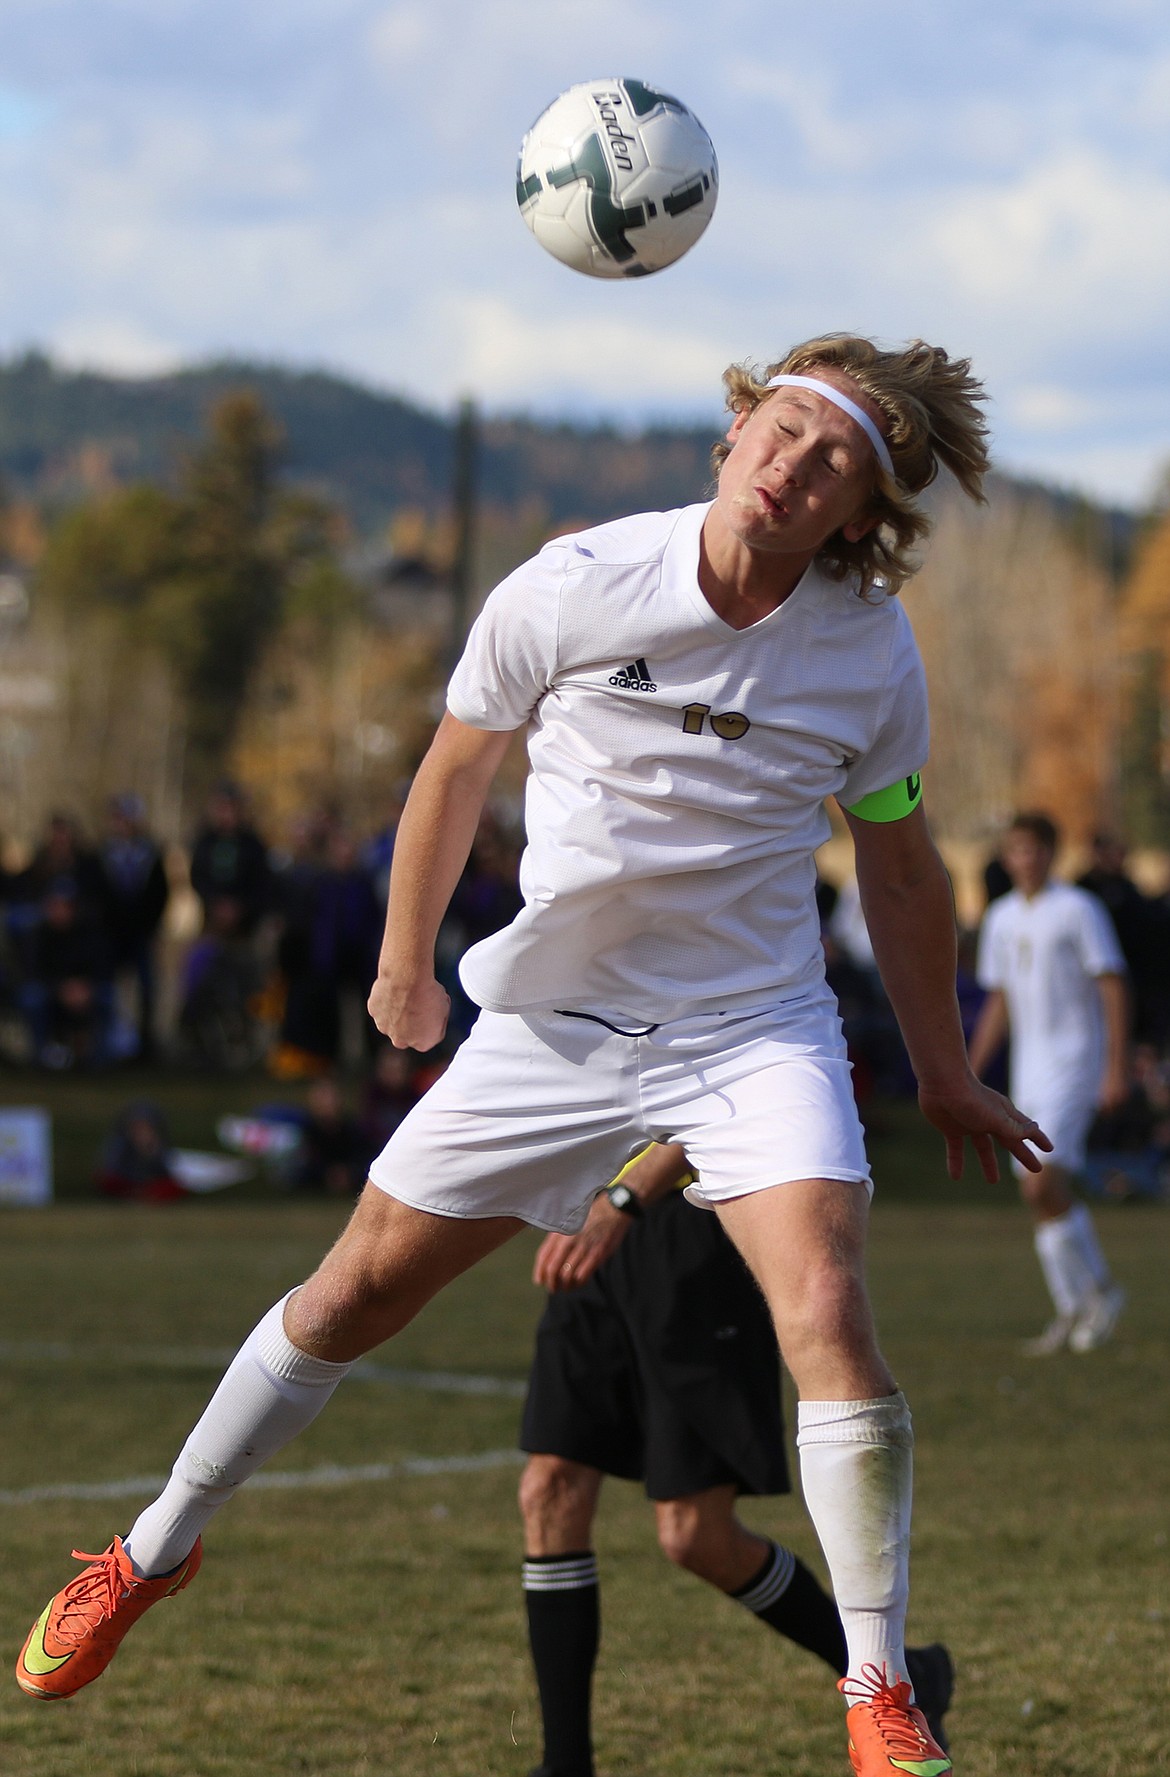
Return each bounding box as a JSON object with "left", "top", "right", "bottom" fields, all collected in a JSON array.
[{"left": 2, "top": 0, "right": 1169, "bottom": 506}]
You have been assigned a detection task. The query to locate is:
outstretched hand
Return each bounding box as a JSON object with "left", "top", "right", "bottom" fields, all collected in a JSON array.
[
  {"left": 532, "top": 1195, "right": 632, "bottom": 1293},
  {"left": 919, "top": 1074, "right": 1052, "bottom": 1182}
]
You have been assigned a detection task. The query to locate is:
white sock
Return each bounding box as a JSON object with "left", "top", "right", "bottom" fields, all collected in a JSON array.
[
  {"left": 1065, "top": 1201, "right": 1112, "bottom": 1292},
  {"left": 796, "top": 1393, "right": 913, "bottom": 1689},
  {"left": 1033, "top": 1212, "right": 1096, "bottom": 1316},
  {"left": 123, "top": 1291, "right": 352, "bottom": 1577}
]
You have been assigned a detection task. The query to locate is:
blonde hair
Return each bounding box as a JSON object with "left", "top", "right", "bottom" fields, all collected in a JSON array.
[{"left": 712, "top": 333, "right": 990, "bottom": 597}]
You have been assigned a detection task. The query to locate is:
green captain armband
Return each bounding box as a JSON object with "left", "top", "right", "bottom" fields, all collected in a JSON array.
[{"left": 844, "top": 772, "right": 923, "bottom": 823}]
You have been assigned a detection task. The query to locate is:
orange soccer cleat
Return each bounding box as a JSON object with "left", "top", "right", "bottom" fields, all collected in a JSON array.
[
  {"left": 840, "top": 1663, "right": 953, "bottom": 1777},
  {"left": 16, "top": 1536, "right": 201, "bottom": 1700}
]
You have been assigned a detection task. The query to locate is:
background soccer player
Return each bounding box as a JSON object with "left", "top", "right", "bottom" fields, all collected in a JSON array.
[{"left": 969, "top": 811, "right": 1128, "bottom": 1354}]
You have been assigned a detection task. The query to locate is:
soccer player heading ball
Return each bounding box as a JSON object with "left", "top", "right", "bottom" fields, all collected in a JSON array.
[{"left": 18, "top": 336, "right": 1050, "bottom": 1777}]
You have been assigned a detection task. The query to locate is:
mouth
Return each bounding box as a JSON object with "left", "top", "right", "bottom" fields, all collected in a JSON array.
[{"left": 755, "top": 484, "right": 788, "bottom": 520}]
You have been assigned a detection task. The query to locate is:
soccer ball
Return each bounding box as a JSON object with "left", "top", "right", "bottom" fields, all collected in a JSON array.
[{"left": 516, "top": 78, "right": 718, "bottom": 279}]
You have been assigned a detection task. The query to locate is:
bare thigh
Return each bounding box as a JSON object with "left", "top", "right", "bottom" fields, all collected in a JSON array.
[{"left": 285, "top": 1182, "right": 525, "bottom": 1362}]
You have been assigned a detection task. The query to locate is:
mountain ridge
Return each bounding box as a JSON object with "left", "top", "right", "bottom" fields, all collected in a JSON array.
[{"left": 0, "top": 350, "right": 1137, "bottom": 568}]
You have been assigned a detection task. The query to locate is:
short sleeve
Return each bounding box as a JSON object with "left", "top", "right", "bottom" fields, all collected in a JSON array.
[
  {"left": 1073, "top": 892, "right": 1127, "bottom": 977},
  {"left": 975, "top": 902, "right": 1008, "bottom": 991},
  {"left": 838, "top": 604, "right": 930, "bottom": 809},
  {"left": 446, "top": 542, "right": 567, "bottom": 731}
]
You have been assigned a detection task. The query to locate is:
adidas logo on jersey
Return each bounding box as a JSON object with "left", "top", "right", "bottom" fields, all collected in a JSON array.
[{"left": 609, "top": 658, "right": 657, "bottom": 692}]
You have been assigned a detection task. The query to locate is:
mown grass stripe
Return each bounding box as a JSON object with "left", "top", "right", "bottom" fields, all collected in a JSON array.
[
  {"left": 0, "top": 1341, "right": 526, "bottom": 1397},
  {"left": 0, "top": 1448, "right": 524, "bottom": 1505}
]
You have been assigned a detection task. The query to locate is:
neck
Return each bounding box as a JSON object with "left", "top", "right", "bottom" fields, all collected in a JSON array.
[{"left": 698, "top": 511, "right": 816, "bottom": 629}]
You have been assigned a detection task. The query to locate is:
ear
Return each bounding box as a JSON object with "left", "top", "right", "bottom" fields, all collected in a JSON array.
[
  {"left": 841, "top": 509, "right": 880, "bottom": 543},
  {"left": 724, "top": 405, "right": 750, "bottom": 446}
]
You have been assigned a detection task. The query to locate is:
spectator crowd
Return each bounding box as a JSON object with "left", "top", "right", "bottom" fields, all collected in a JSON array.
[{"left": 2, "top": 783, "right": 1168, "bottom": 1202}]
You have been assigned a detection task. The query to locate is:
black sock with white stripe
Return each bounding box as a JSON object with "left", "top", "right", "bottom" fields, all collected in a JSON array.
[
  {"left": 522, "top": 1551, "right": 599, "bottom": 1777},
  {"left": 729, "top": 1540, "right": 848, "bottom": 1676}
]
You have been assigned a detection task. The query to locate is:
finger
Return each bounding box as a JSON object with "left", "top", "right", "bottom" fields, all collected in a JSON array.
[
  {"left": 945, "top": 1132, "right": 964, "bottom": 1181},
  {"left": 1003, "top": 1123, "right": 1052, "bottom": 1161},
  {"left": 972, "top": 1131, "right": 1000, "bottom": 1183},
  {"left": 533, "top": 1236, "right": 569, "bottom": 1289}
]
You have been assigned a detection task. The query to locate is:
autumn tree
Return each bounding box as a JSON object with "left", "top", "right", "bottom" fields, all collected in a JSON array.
[
  {"left": 35, "top": 391, "right": 355, "bottom": 808},
  {"left": 1117, "top": 498, "right": 1170, "bottom": 845}
]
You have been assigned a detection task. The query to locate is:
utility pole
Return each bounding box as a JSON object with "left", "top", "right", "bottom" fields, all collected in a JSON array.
[{"left": 448, "top": 396, "right": 478, "bottom": 669}]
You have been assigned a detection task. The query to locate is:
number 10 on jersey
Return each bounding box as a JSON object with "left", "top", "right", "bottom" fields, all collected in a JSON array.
[{"left": 682, "top": 703, "right": 751, "bottom": 741}]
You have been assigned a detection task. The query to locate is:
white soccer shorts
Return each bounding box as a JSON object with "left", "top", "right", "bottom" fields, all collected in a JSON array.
[
  {"left": 1009, "top": 1068, "right": 1099, "bottom": 1179},
  {"left": 367, "top": 993, "right": 871, "bottom": 1232}
]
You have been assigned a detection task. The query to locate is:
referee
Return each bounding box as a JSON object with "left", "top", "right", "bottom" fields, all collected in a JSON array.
[{"left": 519, "top": 1144, "right": 953, "bottom": 1777}]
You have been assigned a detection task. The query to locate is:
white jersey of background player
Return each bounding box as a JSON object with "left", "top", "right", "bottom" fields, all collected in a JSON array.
[
  {"left": 971, "top": 811, "right": 1128, "bottom": 1355},
  {"left": 19, "top": 336, "right": 1050, "bottom": 1777}
]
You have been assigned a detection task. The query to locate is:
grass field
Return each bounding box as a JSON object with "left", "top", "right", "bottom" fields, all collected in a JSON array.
[{"left": 0, "top": 1091, "right": 1167, "bottom": 1776}]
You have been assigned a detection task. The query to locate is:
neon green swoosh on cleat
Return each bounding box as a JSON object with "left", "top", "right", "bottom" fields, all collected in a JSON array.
[
  {"left": 20, "top": 1605, "right": 73, "bottom": 1677},
  {"left": 889, "top": 1760, "right": 951, "bottom": 1776}
]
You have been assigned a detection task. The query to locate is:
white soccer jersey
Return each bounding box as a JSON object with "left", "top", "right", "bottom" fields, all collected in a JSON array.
[
  {"left": 447, "top": 501, "right": 929, "bottom": 1023},
  {"left": 976, "top": 882, "right": 1125, "bottom": 1100}
]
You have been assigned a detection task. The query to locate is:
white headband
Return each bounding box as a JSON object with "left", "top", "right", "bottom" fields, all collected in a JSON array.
[{"left": 764, "top": 375, "right": 896, "bottom": 483}]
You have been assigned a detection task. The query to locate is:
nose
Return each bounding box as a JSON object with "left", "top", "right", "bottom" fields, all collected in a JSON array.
[{"left": 772, "top": 440, "right": 810, "bottom": 488}]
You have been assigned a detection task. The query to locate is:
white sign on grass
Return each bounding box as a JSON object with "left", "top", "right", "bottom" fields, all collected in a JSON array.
[{"left": 0, "top": 1108, "right": 53, "bottom": 1206}]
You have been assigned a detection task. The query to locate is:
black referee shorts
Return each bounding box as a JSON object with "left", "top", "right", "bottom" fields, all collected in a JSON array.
[{"left": 520, "top": 1192, "right": 790, "bottom": 1501}]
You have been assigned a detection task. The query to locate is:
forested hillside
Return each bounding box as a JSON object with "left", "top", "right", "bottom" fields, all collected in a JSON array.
[{"left": 0, "top": 351, "right": 715, "bottom": 535}]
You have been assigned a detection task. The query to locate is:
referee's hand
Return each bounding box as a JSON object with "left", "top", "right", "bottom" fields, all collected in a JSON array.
[{"left": 533, "top": 1195, "right": 632, "bottom": 1293}]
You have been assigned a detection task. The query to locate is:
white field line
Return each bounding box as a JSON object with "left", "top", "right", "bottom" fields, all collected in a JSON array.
[
  {"left": 0, "top": 1449, "right": 525, "bottom": 1506},
  {"left": 0, "top": 1341, "right": 526, "bottom": 1398}
]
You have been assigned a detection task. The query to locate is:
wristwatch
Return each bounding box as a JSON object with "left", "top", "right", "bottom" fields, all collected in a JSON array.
[{"left": 605, "top": 1181, "right": 643, "bottom": 1218}]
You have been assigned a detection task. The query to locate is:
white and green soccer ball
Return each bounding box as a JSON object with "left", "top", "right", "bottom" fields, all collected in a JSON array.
[{"left": 516, "top": 78, "right": 718, "bottom": 278}]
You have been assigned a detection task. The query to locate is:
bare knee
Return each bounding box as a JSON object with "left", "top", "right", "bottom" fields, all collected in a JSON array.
[
  {"left": 770, "top": 1260, "right": 892, "bottom": 1399},
  {"left": 654, "top": 1491, "right": 765, "bottom": 1591},
  {"left": 655, "top": 1498, "right": 709, "bottom": 1574},
  {"left": 1021, "top": 1165, "right": 1074, "bottom": 1221},
  {"left": 288, "top": 1186, "right": 521, "bottom": 1361},
  {"left": 519, "top": 1455, "right": 602, "bottom": 1554}
]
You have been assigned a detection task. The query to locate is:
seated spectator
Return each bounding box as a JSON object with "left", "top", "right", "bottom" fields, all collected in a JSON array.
[
  {"left": 360, "top": 1044, "right": 425, "bottom": 1152},
  {"left": 19, "top": 881, "right": 114, "bottom": 1069},
  {"left": 97, "top": 793, "right": 170, "bottom": 1060},
  {"left": 177, "top": 895, "right": 267, "bottom": 1071},
  {"left": 1084, "top": 1042, "right": 1170, "bottom": 1202},
  {"left": 283, "top": 1076, "right": 369, "bottom": 1197},
  {"left": 96, "top": 1101, "right": 185, "bottom": 1203}
]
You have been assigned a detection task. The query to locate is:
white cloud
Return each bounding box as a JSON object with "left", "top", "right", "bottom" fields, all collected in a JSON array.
[
  {"left": 1008, "top": 385, "right": 1098, "bottom": 432},
  {"left": 930, "top": 150, "right": 1170, "bottom": 334},
  {"left": 367, "top": 4, "right": 431, "bottom": 72},
  {"left": 53, "top": 317, "right": 183, "bottom": 376},
  {"left": 430, "top": 290, "right": 725, "bottom": 410},
  {"left": 722, "top": 57, "right": 868, "bottom": 172}
]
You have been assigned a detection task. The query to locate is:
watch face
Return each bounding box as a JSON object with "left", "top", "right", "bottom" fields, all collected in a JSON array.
[{"left": 608, "top": 1183, "right": 639, "bottom": 1214}]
